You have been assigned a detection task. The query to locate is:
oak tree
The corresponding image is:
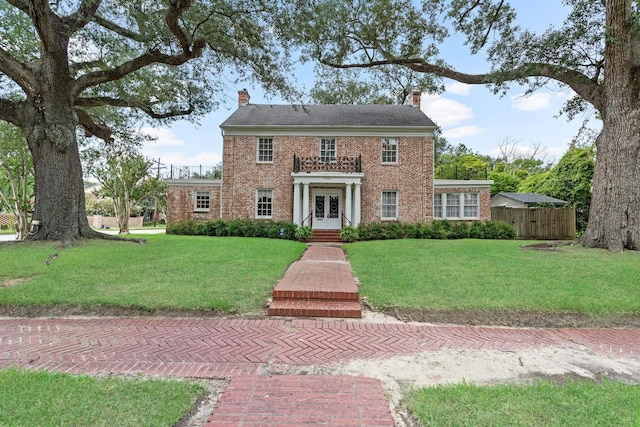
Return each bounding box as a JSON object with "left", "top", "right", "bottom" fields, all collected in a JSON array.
[{"left": 0, "top": 0, "right": 297, "bottom": 244}]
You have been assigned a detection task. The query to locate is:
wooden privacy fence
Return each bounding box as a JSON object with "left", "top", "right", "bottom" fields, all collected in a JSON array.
[{"left": 491, "top": 207, "right": 576, "bottom": 240}]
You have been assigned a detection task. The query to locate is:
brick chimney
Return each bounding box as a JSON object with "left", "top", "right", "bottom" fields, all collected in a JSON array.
[
  {"left": 238, "top": 89, "right": 250, "bottom": 107},
  {"left": 409, "top": 90, "right": 421, "bottom": 108}
]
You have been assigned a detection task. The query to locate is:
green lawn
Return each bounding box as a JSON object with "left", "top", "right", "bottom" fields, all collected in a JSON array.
[
  {"left": 0, "top": 235, "right": 305, "bottom": 312},
  {"left": 405, "top": 379, "right": 640, "bottom": 426},
  {"left": 345, "top": 239, "right": 640, "bottom": 315},
  {"left": 0, "top": 368, "right": 203, "bottom": 427}
]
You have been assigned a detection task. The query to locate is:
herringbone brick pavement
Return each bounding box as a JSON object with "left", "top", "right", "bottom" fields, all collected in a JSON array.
[{"left": 1, "top": 317, "right": 638, "bottom": 378}]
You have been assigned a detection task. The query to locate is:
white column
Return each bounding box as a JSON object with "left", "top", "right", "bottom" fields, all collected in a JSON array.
[
  {"left": 302, "top": 183, "right": 310, "bottom": 226},
  {"left": 345, "top": 183, "right": 352, "bottom": 227},
  {"left": 354, "top": 183, "right": 361, "bottom": 227},
  {"left": 293, "top": 183, "right": 301, "bottom": 226}
]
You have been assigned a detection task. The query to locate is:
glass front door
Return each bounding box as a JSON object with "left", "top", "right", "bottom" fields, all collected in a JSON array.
[{"left": 312, "top": 190, "right": 341, "bottom": 229}]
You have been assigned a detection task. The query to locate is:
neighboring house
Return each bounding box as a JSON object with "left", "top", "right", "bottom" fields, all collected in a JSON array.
[
  {"left": 491, "top": 192, "right": 568, "bottom": 209},
  {"left": 166, "top": 90, "right": 493, "bottom": 231}
]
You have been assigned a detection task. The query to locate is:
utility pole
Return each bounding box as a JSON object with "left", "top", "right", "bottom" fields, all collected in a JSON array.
[{"left": 149, "top": 158, "right": 166, "bottom": 227}]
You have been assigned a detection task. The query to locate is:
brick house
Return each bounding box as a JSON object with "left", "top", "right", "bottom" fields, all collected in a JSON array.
[{"left": 166, "top": 90, "right": 493, "bottom": 234}]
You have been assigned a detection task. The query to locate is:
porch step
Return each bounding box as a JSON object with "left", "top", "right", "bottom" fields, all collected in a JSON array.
[
  {"left": 268, "top": 299, "right": 362, "bottom": 318},
  {"left": 272, "top": 287, "right": 359, "bottom": 301},
  {"left": 308, "top": 229, "right": 342, "bottom": 243}
]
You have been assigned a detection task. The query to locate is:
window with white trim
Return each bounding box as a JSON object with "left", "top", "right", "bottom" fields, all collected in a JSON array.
[
  {"left": 256, "top": 189, "right": 273, "bottom": 218},
  {"left": 381, "top": 191, "right": 398, "bottom": 220},
  {"left": 381, "top": 138, "right": 398, "bottom": 164},
  {"left": 194, "top": 191, "right": 210, "bottom": 212},
  {"left": 257, "top": 137, "right": 273, "bottom": 163},
  {"left": 320, "top": 138, "right": 336, "bottom": 162},
  {"left": 433, "top": 192, "right": 480, "bottom": 220},
  {"left": 433, "top": 193, "right": 443, "bottom": 218}
]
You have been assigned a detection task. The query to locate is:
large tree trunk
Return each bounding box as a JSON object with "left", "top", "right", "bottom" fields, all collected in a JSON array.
[
  {"left": 579, "top": 0, "right": 640, "bottom": 252},
  {"left": 19, "top": 32, "right": 100, "bottom": 245},
  {"left": 580, "top": 120, "right": 640, "bottom": 252}
]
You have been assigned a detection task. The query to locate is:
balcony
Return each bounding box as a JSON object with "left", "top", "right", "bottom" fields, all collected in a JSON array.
[
  {"left": 164, "top": 165, "right": 221, "bottom": 180},
  {"left": 293, "top": 155, "right": 362, "bottom": 173}
]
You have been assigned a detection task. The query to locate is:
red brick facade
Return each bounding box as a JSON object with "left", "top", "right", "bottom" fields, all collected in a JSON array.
[{"left": 220, "top": 134, "right": 434, "bottom": 224}]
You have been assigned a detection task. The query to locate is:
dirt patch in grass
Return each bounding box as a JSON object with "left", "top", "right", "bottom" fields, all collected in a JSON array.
[
  {"left": 0, "top": 303, "right": 638, "bottom": 329},
  {"left": 380, "top": 307, "right": 640, "bottom": 328},
  {"left": 0, "top": 277, "right": 31, "bottom": 288}
]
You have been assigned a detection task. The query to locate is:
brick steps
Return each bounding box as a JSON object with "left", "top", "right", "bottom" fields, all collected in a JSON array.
[
  {"left": 268, "top": 246, "right": 362, "bottom": 319},
  {"left": 268, "top": 299, "right": 362, "bottom": 318},
  {"left": 308, "top": 229, "right": 342, "bottom": 243}
]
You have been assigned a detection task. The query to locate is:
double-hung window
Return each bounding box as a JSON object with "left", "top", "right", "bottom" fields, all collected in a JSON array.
[
  {"left": 320, "top": 138, "right": 336, "bottom": 162},
  {"left": 381, "top": 191, "right": 398, "bottom": 220},
  {"left": 194, "top": 191, "right": 210, "bottom": 212},
  {"left": 433, "top": 193, "right": 480, "bottom": 220},
  {"left": 256, "top": 189, "right": 273, "bottom": 218},
  {"left": 257, "top": 137, "right": 274, "bottom": 163},
  {"left": 381, "top": 138, "right": 398, "bottom": 164}
]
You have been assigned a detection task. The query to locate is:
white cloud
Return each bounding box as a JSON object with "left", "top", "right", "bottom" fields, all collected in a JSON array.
[
  {"left": 511, "top": 92, "right": 551, "bottom": 111},
  {"left": 421, "top": 94, "right": 473, "bottom": 127},
  {"left": 140, "top": 127, "right": 185, "bottom": 147},
  {"left": 445, "top": 82, "right": 471, "bottom": 96},
  {"left": 442, "top": 125, "right": 485, "bottom": 139}
]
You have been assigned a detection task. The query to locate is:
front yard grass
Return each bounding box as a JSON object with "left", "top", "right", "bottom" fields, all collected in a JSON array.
[
  {"left": 0, "top": 367, "right": 203, "bottom": 427},
  {"left": 0, "top": 235, "right": 305, "bottom": 313},
  {"left": 345, "top": 239, "right": 640, "bottom": 316},
  {"left": 405, "top": 379, "right": 640, "bottom": 426}
]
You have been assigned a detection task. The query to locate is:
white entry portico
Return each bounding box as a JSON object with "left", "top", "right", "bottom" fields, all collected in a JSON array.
[{"left": 292, "top": 172, "right": 363, "bottom": 229}]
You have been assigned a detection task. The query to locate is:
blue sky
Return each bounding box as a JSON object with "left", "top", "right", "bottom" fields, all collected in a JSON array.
[{"left": 140, "top": 1, "right": 601, "bottom": 169}]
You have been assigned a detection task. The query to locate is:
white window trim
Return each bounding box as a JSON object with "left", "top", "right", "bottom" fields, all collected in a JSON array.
[
  {"left": 433, "top": 192, "right": 480, "bottom": 220},
  {"left": 319, "top": 137, "right": 337, "bottom": 162},
  {"left": 381, "top": 137, "right": 398, "bottom": 164},
  {"left": 194, "top": 191, "right": 211, "bottom": 212},
  {"left": 256, "top": 188, "right": 273, "bottom": 219},
  {"left": 256, "top": 137, "right": 274, "bottom": 164},
  {"left": 381, "top": 190, "right": 398, "bottom": 220}
]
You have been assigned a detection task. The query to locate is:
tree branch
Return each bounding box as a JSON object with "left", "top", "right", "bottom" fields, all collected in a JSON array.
[
  {"left": 5, "top": 0, "right": 29, "bottom": 14},
  {"left": 74, "top": 107, "right": 112, "bottom": 141},
  {"left": 165, "top": 0, "right": 194, "bottom": 52},
  {"left": 71, "top": 42, "right": 204, "bottom": 96},
  {"left": 92, "top": 14, "right": 144, "bottom": 41},
  {"left": 27, "top": 0, "right": 55, "bottom": 53},
  {"left": 0, "top": 46, "right": 37, "bottom": 95},
  {"left": 0, "top": 99, "right": 23, "bottom": 127},
  {"left": 323, "top": 57, "right": 605, "bottom": 112},
  {"left": 75, "top": 96, "right": 194, "bottom": 119},
  {"left": 64, "top": 0, "right": 102, "bottom": 33}
]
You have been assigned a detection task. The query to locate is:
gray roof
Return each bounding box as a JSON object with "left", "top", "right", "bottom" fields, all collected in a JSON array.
[
  {"left": 494, "top": 192, "right": 568, "bottom": 206},
  {"left": 220, "top": 104, "right": 437, "bottom": 128}
]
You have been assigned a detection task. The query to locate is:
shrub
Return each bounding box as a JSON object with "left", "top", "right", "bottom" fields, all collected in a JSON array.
[
  {"left": 418, "top": 223, "right": 433, "bottom": 239},
  {"left": 450, "top": 222, "right": 470, "bottom": 239},
  {"left": 495, "top": 221, "right": 516, "bottom": 239},
  {"left": 431, "top": 220, "right": 451, "bottom": 239},
  {"left": 384, "top": 221, "right": 404, "bottom": 239},
  {"left": 166, "top": 219, "right": 299, "bottom": 240},
  {"left": 356, "top": 223, "right": 371, "bottom": 241},
  {"left": 403, "top": 223, "right": 420, "bottom": 239},
  {"left": 469, "top": 221, "right": 485, "bottom": 239},
  {"left": 295, "top": 225, "right": 313, "bottom": 241},
  {"left": 340, "top": 226, "right": 359, "bottom": 242},
  {"left": 483, "top": 220, "right": 500, "bottom": 239}
]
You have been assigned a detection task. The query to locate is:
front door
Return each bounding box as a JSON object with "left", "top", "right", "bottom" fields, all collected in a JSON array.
[{"left": 312, "top": 189, "right": 341, "bottom": 229}]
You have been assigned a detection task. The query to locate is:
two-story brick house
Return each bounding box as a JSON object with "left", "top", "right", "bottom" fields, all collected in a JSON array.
[{"left": 166, "top": 90, "right": 493, "bottom": 234}]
